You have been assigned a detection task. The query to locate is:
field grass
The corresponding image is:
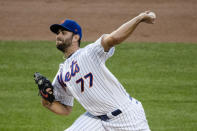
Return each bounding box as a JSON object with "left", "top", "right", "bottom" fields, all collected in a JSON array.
[{"left": 0, "top": 41, "right": 196, "bottom": 131}]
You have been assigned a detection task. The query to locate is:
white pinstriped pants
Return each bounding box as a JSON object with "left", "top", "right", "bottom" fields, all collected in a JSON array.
[{"left": 65, "top": 98, "right": 151, "bottom": 131}]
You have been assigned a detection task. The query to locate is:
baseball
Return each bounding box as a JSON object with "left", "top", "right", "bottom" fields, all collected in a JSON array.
[{"left": 148, "top": 12, "right": 156, "bottom": 19}]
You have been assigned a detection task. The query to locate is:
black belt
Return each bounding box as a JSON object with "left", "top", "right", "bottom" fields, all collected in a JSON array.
[
  {"left": 97, "top": 97, "right": 135, "bottom": 121},
  {"left": 97, "top": 109, "right": 122, "bottom": 121}
]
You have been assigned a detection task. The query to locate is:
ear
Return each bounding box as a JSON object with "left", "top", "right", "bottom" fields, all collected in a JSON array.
[{"left": 72, "top": 34, "right": 80, "bottom": 43}]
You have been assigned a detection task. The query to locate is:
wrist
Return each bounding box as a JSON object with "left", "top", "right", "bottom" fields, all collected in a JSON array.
[
  {"left": 41, "top": 98, "right": 53, "bottom": 107},
  {"left": 137, "top": 13, "right": 146, "bottom": 23}
]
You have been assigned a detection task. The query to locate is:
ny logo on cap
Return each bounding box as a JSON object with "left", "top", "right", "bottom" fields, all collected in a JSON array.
[{"left": 60, "top": 19, "right": 66, "bottom": 24}]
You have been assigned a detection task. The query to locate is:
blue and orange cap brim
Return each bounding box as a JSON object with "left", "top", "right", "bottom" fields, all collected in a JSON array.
[{"left": 50, "top": 24, "right": 70, "bottom": 34}]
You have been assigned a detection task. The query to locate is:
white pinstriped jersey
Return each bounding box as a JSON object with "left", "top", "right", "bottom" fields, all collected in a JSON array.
[{"left": 52, "top": 35, "right": 132, "bottom": 116}]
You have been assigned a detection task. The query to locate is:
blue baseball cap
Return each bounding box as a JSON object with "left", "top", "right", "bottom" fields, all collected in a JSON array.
[{"left": 50, "top": 19, "right": 82, "bottom": 40}]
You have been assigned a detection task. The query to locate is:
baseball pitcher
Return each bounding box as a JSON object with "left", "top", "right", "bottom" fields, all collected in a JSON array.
[{"left": 34, "top": 11, "right": 156, "bottom": 131}]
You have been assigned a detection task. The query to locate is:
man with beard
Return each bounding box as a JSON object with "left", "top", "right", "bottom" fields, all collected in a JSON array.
[{"left": 40, "top": 11, "right": 156, "bottom": 131}]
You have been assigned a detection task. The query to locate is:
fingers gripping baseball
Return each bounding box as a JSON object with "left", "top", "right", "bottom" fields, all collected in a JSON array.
[
  {"left": 34, "top": 72, "right": 55, "bottom": 103},
  {"left": 139, "top": 11, "right": 156, "bottom": 24}
]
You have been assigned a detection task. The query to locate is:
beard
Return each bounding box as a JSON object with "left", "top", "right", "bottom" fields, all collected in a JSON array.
[{"left": 56, "top": 37, "right": 72, "bottom": 53}]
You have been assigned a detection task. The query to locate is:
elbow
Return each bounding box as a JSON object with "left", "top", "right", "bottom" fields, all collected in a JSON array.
[
  {"left": 41, "top": 99, "right": 72, "bottom": 116},
  {"left": 54, "top": 111, "right": 71, "bottom": 116},
  {"left": 47, "top": 106, "right": 72, "bottom": 116},
  {"left": 64, "top": 106, "right": 72, "bottom": 116},
  {"left": 60, "top": 110, "right": 72, "bottom": 116},
  {"left": 58, "top": 106, "right": 72, "bottom": 116},
  {"left": 64, "top": 111, "right": 71, "bottom": 116}
]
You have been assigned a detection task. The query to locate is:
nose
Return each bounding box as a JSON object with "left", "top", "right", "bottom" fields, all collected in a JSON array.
[{"left": 56, "top": 32, "right": 62, "bottom": 39}]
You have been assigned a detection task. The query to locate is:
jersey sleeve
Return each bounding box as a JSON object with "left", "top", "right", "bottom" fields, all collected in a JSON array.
[
  {"left": 86, "top": 34, "right": 115, "bottom": 64},
  {"left": 52, "top": 69, "right": 74, "bottom": 106}
]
